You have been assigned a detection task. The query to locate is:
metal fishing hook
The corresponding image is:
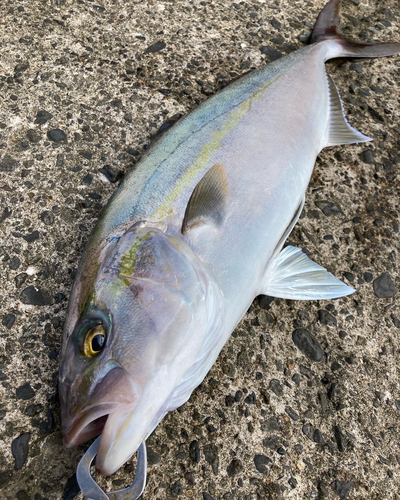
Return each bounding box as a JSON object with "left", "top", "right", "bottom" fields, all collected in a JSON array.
[{"left": 76, "top": 437, "right": 147, "bottom": 500}]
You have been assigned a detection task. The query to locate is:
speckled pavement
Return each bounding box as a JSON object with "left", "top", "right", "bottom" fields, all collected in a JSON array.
[{"left": 0, "top": 0, "right": 399, "bottom": 499}]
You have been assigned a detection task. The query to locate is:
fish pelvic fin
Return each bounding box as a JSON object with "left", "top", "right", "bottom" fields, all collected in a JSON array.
[
  {"left": 311, "top": 0, "right": 400, "bottom": 60},
  {"left": 326, "top": 71, "right": 372, "bottom": 146}
]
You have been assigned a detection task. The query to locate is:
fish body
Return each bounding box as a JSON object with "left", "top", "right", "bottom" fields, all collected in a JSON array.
[{"left": 59, "top": 0, "right": 400, "bottom": 479}]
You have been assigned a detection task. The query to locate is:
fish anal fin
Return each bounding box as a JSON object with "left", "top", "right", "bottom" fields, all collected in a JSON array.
[
  {"left": 261, "top": 245, "right": 355, "bottom": 300},
  {"left": 182, "top": 162, "right": 230, "bottom": 234},
  {"left": 326, "top": 72, "right": 372, "bottom": 146}
]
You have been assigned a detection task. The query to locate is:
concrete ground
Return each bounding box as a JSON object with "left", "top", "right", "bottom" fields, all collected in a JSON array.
[{"left": 0, "top": 0, "right": 399, "bottom": 498}]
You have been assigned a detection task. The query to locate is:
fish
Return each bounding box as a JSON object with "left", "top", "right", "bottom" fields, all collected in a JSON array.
[{"left": 59, "top": 0, "right": 400, "bottom": 485}]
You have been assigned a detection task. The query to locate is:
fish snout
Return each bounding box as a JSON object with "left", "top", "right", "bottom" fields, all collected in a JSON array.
[{"left": 62, "top": 366, "right": 138, "bottom": 448}]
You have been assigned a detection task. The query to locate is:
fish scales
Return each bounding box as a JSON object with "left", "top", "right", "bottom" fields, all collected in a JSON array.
[
  {"left": 69, "top": 44, "right": 325, "bottom": 335},
  {"left": 102, "top": 47, "right": 320, "bottom": 232}
]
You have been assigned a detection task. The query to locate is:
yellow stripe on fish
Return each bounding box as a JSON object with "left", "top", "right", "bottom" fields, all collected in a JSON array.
[{"left": 151, "top": 78, "right": 277, "bottom": 221}]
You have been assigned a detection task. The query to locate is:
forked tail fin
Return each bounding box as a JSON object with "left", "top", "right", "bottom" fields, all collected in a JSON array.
[{"left": 311, "top": 0, "right": 400, "bottom": 59}]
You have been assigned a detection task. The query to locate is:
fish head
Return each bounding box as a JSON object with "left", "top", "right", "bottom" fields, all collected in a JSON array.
[{"left": 59, "top": 224, "right": 220, "bottom": 474}]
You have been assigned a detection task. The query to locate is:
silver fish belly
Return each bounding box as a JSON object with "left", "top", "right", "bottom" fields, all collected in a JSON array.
[{"left": 59, "top": 0, "right": 400, "bottom": 493}]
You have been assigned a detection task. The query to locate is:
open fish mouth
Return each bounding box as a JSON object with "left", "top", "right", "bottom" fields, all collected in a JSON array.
[
  {"left": 62, "top": 365, "right": 140, "bottom": 452},
  {"left": 63, "top": 402, "right": 126, "bottom": 448}
]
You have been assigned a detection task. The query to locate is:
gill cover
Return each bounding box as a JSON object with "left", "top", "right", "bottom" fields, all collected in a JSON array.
[{"left": 59, "top": 223, "right": 220, "bottom": 469}]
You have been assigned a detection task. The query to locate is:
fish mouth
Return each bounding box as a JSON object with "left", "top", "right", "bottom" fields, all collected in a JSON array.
[
  {"left": 64, "top": 402, "right": 135, "bottom": 476},
  {"left": 63, "top": 402, "right": 126, "bottom": 448},
  {"left": 62, "top": 365, "right": 139, "bottom": 453}
]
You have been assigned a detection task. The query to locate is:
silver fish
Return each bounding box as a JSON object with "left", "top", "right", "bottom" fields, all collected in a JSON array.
[{"left": 59, "top": 0, "right": 399, "bottom": 491}]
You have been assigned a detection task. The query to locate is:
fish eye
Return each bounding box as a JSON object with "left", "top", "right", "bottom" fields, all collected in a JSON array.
[{"left": 82, "top": 324, "right": 107, "bottom": 358}]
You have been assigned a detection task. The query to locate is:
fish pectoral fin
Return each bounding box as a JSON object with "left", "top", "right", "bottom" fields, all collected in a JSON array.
[
  {"left": 182, "top": 162, "right": 230, "bottom": 234},
  {"left": 326, "top": 71, "right": 372, "bottom": 147},
  {"left": 261, "top": 245, "right": 355, "bottom": 300}
]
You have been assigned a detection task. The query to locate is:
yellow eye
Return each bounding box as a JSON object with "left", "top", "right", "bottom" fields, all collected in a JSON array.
[{"left": 83, "top": 324, "right": 107, "bottom": 358}]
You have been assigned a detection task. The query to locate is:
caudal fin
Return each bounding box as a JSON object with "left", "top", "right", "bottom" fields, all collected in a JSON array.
[{"left": 311, "top": 0, "right": 400, "bottom": 59}]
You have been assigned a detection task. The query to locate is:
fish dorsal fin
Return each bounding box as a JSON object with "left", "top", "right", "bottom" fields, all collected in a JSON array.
[
  {"left": 261, "top": 245, "right": 355, "bottom": 300},
  {"left": 182, "top": 162, "right": 230, "bottom": 234},
  {"left": 326, "top": 72, "right": 372, "bottom": 147}
]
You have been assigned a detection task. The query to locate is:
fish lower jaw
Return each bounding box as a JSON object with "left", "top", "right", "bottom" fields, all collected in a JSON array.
[
  {"left": 94, "top": 408, "right": 138, "bottom": 475},
  {"left": 94, "top": 400, "right": 158, "bottom": 476},
  {"left": 94, "top": 461, "right": 116, "bottom": 477}
]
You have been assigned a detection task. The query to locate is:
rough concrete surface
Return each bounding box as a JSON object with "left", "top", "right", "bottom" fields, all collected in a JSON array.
[{"left": 0, "top": 0, "right": 399, "bottom": 499}]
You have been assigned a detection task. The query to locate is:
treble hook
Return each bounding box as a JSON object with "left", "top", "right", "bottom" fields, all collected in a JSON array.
[{"left": 76, "top": 437, "right": 147, "bottom": 500}]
